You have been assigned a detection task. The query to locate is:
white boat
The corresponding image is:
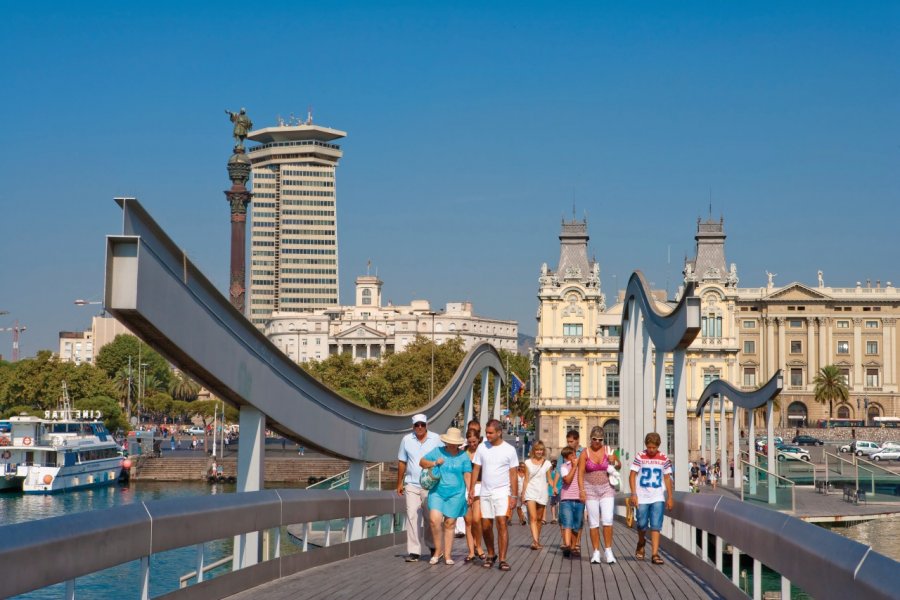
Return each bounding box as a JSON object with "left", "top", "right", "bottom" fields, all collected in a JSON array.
[
  {"left": 0, "top": 386, "right": 123, "bottom": 494},
  {"left": 0, "top": 420, "right": 22, "bottom": 491}
]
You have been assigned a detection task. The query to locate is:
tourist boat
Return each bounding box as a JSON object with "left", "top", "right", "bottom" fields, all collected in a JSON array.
[
  {"left": 0, "top": 420, "right": 22, "bottom": 491},
  {"left": 0, "top": 386, "right": 123, "bottom": 494}
]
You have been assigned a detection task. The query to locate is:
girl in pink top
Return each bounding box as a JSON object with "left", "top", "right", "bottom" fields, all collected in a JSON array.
[{"left": 578, "top": 425, "right": 622, "bottom": 564}]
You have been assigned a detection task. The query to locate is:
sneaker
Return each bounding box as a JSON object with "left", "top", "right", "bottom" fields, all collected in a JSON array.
[
  {"left": 605, "top": 548, "right": 616, "bottom": 564},
  {"left": 405, "top": 553, "right": 420, "bottom": 562},
  {"left": 590, "top": 550, "right": 601, "bottom": 564}
]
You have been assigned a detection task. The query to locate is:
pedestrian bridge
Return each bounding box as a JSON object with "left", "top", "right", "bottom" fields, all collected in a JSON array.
[
  {"left": 1, "top": 487, "right": 896, "bottom": 599},
  {"left": 2, "top": 199, "right": 898, "bottom": 599}
]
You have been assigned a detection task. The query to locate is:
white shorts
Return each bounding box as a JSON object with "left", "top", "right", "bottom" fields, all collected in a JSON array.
[
  {"left": 473, "top": 483, "right": 482, "bottom": 497},
  {"left": 480, "top": 491, "right": 511, "bottom": 519},
  {"left": 586, "top": 496, "right": 615, "bottom": 528}
]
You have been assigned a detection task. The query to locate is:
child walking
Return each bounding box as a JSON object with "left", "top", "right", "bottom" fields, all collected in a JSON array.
[
  {"left": 628, "top": 432, "right": 674, "bottom": 566},
  {"left": 558, "top": 447, "right": 584, "bottom": 558}
]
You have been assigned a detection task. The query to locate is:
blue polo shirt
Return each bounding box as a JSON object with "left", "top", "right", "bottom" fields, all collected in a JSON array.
[{"left": 398, "top": 430, "right": 441, "bottom": 487}]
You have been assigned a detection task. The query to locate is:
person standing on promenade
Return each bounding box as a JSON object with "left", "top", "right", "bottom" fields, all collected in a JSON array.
[
  {"left": 470, "top": 419, "right": 519, "bottom": 571},
  {"left": 420, "top": 427, "right": 472, "bottom": 565},
  {"left": 548, "top": 459, "right": 561, "bottom": 524},
  {"left": 522, "top": 441, "right": 553, "bottom": 549},
  {"left": 397, "top": 413, "right": 441, "bottom": 562},
  {"left": 578, "top": 426, "right": 621, "bottom": 564},
  {"left": 463, "top": 427, "right": 485, "bottom": 563},
  {"left": 558, "top": 447, "right": 584, "bottom": 558},
  {"left": 558, "top": 430, "right": 584, "bottom": 547},
  {"left": 629, "top": 432, "right": 674, "bottom": 566},
  {"left": 515, "top": 463, "right": 528, "bottom": 525}
]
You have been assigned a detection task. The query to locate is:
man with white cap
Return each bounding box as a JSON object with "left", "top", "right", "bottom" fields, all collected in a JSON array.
[{"left": 397, "top": 413, "right": 441, "bottom": 562}]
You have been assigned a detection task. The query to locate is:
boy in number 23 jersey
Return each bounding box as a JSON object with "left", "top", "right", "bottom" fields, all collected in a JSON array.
[{"left": 628, "top": 432, "right": 674, "bottom": 566}]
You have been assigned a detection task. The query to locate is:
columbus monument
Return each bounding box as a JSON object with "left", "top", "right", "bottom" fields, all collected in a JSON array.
[{"left": 225, "top": 108, "right": 253, "bottom": 313}]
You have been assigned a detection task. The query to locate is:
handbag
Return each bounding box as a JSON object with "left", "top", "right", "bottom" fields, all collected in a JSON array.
[
  {"left": 606, "top": 464, "right": 621, "bottom": 491},
  {"left": 419, "top": 465, "right": 440, "bottom": 490}
]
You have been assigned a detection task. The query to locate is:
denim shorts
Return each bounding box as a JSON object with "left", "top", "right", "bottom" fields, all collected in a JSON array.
[
  {"left": 636, "top": 500, "right": 665, "bottom": 531},
  {"left": 559, "top": 499, "right": 584, "bottom": 531}
]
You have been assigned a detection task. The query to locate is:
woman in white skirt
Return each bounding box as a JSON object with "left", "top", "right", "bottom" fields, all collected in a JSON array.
[{"left": 522, "top": 441, "right": 553, "bottom": 549}]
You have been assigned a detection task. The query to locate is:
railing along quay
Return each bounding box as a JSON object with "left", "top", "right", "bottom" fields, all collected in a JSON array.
[{"left": 2, "top": 489, "right": 898, "bottom": 600}]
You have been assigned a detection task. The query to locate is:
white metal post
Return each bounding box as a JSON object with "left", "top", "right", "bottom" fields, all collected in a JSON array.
[
  {"left": 767, "top": 400, "right": 776, "bottom": 504},
  {"left": 748, "top": 410, "right": 757, "bottom": 495},
  {"left": 479, "top": 367, "right": 490, "bottom": 430},
  {"left": 234, "top": 406, "right": 265, "bottom": 570},
  {"left": 654, "top": 351, "right": 667, "bottom": 455},
  {"left": 673, "top": 349, "right": 691, "bottom": 549},
  {"left": 348, "top": 460, "right": 366, "bottom": 539},
  {"left": 720, "top": 399, "right": 728, "bottom": 486}
]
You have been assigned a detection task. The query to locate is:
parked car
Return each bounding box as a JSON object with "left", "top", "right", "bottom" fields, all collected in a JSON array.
[
  {"left": 871, "top": 448, "right": 900, "bottom": 462},
  {"left": 881, "top": 441, "right": 900, "bottom": 451},
  {"left": 776, "top": 445, "right": 811, "bottom": 462},
  {"left": 185, "top": 426, "right": 206, "bottom": 436},
  {"left": 755, "top": 436, "right": 784, "bottom": 452},
  {"left": 791, "top": 435, "right": 824, "bottom": 446},
  {"left": 839, "top": 441, "right": 854, "bottom": 453},
  {"left": 854, "top": 441, "right": 882, "bottom": 457}
]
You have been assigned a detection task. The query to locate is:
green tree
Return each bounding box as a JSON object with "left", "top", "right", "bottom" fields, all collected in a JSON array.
[
  {"left": 813, "top": 365, "right": 849, "bottom": 420},
  {"left": 141, "top": 392, "right": 174, "bottom": 424},
  {"left": 75, "top": 395, "right": 128, "bottom": 434},
  {"left": 95, "top": 334, "right": 171, "bottom": 390},
  {"left": 0, "top": 351, "right": 115, "bottom": 414},
  {"left": 169, "top": 372, "right": 202, "bottom": 401}
]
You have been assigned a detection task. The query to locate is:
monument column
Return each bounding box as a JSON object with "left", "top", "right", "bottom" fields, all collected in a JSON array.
[{"left": 225, "top": 109, "right": 254, "bottom": 314}]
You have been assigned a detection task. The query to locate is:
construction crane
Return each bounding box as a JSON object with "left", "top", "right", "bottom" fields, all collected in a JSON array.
[{"left": 0, "top": 320, "right": 27, "bottom": 362}]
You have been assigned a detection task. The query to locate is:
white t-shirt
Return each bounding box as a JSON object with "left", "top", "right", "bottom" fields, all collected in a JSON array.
[
  {"left": 630, "top": 450, "right": 673, "bottom": 504},
  {"left": 473, "top": 441, "right": 519, "bottom": 495}
]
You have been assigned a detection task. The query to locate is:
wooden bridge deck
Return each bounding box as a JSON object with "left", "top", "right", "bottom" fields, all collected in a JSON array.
[{"left": 226, "top": 520, "right": 721, "bottom": 600}]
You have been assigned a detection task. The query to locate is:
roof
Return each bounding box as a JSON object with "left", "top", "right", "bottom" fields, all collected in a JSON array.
[{"left": 247, "top": 124, "right": 347, "bottom": 144}]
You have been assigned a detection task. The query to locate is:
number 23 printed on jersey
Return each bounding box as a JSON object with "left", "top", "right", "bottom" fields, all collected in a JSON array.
[{"left": 639, "top": 467, "right": 663, "bottom": 488}]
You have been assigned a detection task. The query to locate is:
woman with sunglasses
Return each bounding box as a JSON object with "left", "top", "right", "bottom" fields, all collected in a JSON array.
[
  {"left": 521, "top": 440, "right": 553, "bottom": 549},
  {"left": 578, "top": 425, "right": 621, "bottom": 564}
]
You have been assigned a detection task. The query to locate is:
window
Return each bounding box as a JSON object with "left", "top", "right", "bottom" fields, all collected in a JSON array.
[
  {"left": 565, "top": 372, "right": 581, "bottom": 398},
  {"left": 837, "top": 341, "right": 849, "bottom": 354},
  {"left": 701, "top": 315, "right": 722, "bottom": 338},
  {"left": 789, "top": 319, "right": 803, "bottom": 328},
  {"left": 837, "top": 405, "right": 850, "bottom": 419},
  {"left": 865, "top": 320, "right": 878, "bottom": 329},
  {"left": 743, "top": 367, "right": 757, "bottom": 387},
  {"left": 840, "top": 368, "right": 851, "bottom": 386},
  {"left": 603, "top": 419, "right": 619, "bottom": 447},
  {"left": 606, "top": 374, "right": 620, "bottom": 398},
  {"left": 790, "top": 368, "right": 803, "bottom": 387},
  {"left": 743, "top": 320, "right": 756, "bottom": 329},
  {"left": 703, "top": 372, "right": 720, "bottom": 388},
  {"left": 563, "top": 323, "right": 583, "bottom": 337},
  {"left": 665, "top": 373, "right": 674, "bottom": 399},
  {"left": 565, "top": 418, "right": 581, "bottom": 437},
  {"left": 743, "top": 340, "right": 756, "bottom": 354},
  {"left": 790, "top": 340, "right": 802, "bottom": 354},
  {"left": 836, "top": 320, "right": 850, "bottom": 329},
  {"left": 866, "top": 341, "right": 878, "bottom": 354},
  {"left": 361, "top": 289, "right": 372, "bottom": 305},
  {"left": 866, "top": 369, "right": 880, "bottom": 387}
]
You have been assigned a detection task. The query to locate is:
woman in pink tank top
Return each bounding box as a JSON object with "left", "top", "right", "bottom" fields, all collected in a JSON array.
[{"left": 578, "top": 426, "right": 622, "bottom": 564}]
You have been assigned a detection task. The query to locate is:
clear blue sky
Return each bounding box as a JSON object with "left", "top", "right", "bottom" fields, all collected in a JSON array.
[{"left": 3, "top": 1, "right": 898, "bottom": 359}]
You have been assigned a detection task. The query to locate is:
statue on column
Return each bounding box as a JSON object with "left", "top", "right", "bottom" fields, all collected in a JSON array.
[{"left": 226, "top": 108, "right": 253, "bottom": 151}]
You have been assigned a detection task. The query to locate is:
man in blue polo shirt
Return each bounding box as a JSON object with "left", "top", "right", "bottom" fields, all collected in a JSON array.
[{"left": 397, "top": 413, "right": 441, "bottom": 562}]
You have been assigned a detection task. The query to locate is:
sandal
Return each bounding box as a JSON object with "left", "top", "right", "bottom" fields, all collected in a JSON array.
[
  {"left": 498, "top": 560, "right": 511, "bottom": 571},
  {"left": 571, "top": 548, "right": 581, "bottom": 558},
  {"left": 482, "top": 556, "right": 496, "bottom": 568},
  {"left": 651, "top": 554, "right": 664, "bottom": 565},
  {"left": 464, "top": 555, "right": 476, "bottom": 563},
  {"left": 475, "top": 551, "right": 486, "bottom": 561},
  {"left": 635, "top": 540, "right": 646, "bottom": 561},
  {"left": 530, "top": 542, "right": 542, "bottom": 550},
  {"left": 428, "top": 554, "right": 443, "bottom": 565},
  {"left": 445, "top": 558, "right": 455, "bottom": 566}
]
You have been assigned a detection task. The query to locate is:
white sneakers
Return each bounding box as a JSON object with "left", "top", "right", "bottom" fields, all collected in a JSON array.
[
  {"left": 590, "top": 550, "right": 602, "bottom": 564},
  {"left": 605, "top": 548, "right": 616, "bottom": 564}
]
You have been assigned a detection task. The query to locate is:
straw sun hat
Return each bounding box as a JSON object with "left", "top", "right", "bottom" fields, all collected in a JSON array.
[{"left": 440, "top": 427, "right": 465, "bottom": 446}]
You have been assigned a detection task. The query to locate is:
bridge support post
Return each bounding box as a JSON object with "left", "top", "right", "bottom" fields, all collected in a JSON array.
[
  {"left": 732, "top": 404, "right": 740, "bottom": 490},
  {"left": 710, "top": 395, "right": 717, "bottom": 477},
  {"left": 767, "top": 400, "right": 776, "bottom": 505},
  {"left": 493, "top": 372, "right": 502, "bottom": 422},
  {"left": 234, "top": 406, "right": 265, "bottom": 569},
  {"left": 654, "top": 351, "right": 667, "bottom": 455},
  {"left": 465, "top": 387, "right": 474, "bottom": 427},
  {"left": 672, "top": 349, "right": 691, "bottom": 548},
  {"left": 348, "top": 460, "right": 366, "bottom": 540},
  {"left": 720, "top": 399, "right": 728, "bottom": 486},
  {"left": 479, "top": 368, "right": 490, "bottom": 430},
  {"left": 748, "top": 410, "right": 757, "bottom": 495}
]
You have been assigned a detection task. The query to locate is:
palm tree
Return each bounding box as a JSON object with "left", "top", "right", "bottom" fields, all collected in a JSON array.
[
  {"left": 813, "top": 365, "right": 849, "bottom": 420},
  {"left": 169, "top": 373, "right": 201, "bottom": 401}
]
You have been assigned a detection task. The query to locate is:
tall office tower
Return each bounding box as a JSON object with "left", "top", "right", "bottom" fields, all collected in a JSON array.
[{"left": 246, "top": 119, "right": 346, "bottom": 329}]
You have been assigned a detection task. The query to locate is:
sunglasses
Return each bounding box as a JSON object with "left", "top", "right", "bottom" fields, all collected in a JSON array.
[
  {"left": 591, "top": 437, "right": 603, "bottom": 442},
  {"left": 413, "top": 423, "right": 426, "bottom": 428}
]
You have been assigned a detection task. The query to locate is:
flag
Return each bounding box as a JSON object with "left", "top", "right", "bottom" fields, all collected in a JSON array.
[{"left": 509, "top": 372, "right": 525, "bottom": 399}]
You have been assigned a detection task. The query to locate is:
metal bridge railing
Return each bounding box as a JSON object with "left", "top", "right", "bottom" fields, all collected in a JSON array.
[
  {"left": 637, "top": 491, "right": 897, "bottom": 600},
  {"left": 0, "top": 489, "right": 404, "bottom": 600}
]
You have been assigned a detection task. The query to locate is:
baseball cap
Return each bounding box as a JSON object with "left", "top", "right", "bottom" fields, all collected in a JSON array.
[{"left": 412, "top": 413, "right": 428, "bottom": 425}]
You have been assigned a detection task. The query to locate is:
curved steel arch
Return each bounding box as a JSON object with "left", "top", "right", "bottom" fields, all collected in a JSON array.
[
  {"left": 619, "top": 270, "right": 700, "bottom": 352},
  {"left": 695, "top": 370, "right": 783, "bottom": 415},
  {"left": 104, "top": 199, "right": 504, "bottom": 463}
]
